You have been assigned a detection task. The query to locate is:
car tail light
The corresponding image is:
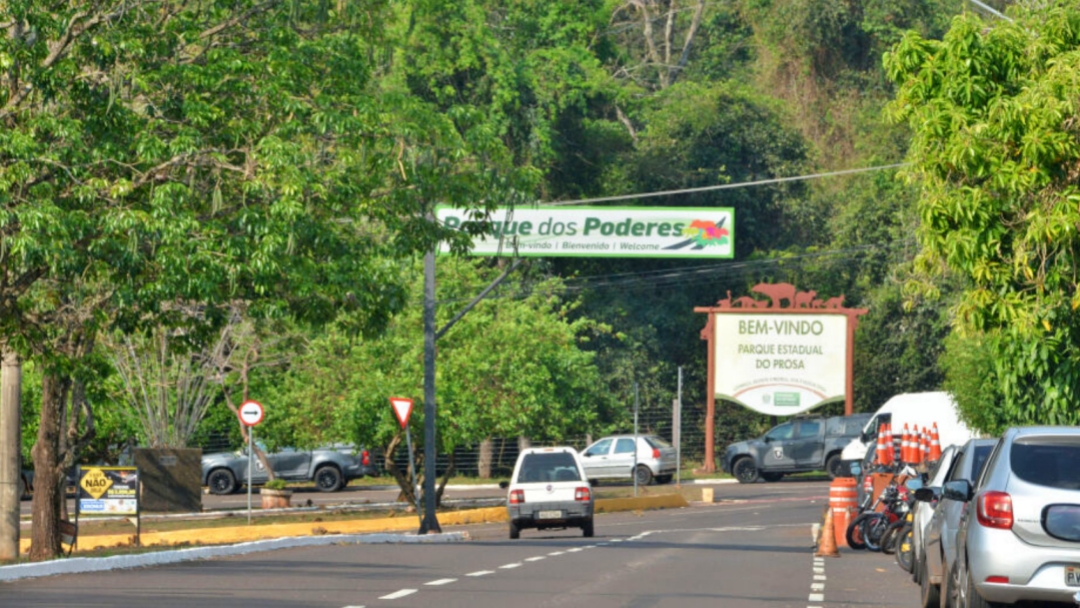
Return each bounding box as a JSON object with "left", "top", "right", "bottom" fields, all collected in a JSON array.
[
  {"left": 575, "top": 487, "right": 591, "bottom": 501},
  {"left": 977, "top": 491, "right": 1013, "bottom": 530},
  {"left": 985, "top": 576, "right": 1009, "bottom": 584},
  {"left": 361, "top": 450, "right": 370, "bottom": 466},
  {"left": 652, "top": 448, "right": 661, "bottom": 459},
  {"left": 510, "top": 489, "right": 525, "bottom": 504}
]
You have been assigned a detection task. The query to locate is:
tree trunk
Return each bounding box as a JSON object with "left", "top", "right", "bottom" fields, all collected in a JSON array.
[
  {"left": 435, "top": 452, "right": 455, "bottom": 507},
  {"left": 29, "top": 373, "right": 69, "bottom": 561},
  {"left": 0, "top": 348, "right": 21, "bottom": 562},
  {"left": 477, "top": 438, "right": 493, "bottom": 479}
]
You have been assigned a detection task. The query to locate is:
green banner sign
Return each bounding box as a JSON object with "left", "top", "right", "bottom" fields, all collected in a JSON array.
[{"left": 436, "top": 206, "right": 734, "bottom": 258}]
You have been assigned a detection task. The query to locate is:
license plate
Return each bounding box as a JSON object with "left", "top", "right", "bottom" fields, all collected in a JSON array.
[
  {"left": 537, "top": 510, "right": 563, "bottom": 520},
  {"left": 1066, "top": 566, "right": 1080, "bottom": 587}
]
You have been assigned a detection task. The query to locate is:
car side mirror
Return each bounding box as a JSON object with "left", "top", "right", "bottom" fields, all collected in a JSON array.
[
  {"left": 942, "top": 480, "right": 973, "bottom": 502},
  {"left": 914, "top": 487, "right": 936, "bottom": 503},
  {"left": 763, "top": 436, "right": 773, "bottom": 443},
  {"left": 498, "top": 480, "right": 509, "bottom": 490},
  {"left": 583, "top": 452, "right": 592, "bottom": 458}
]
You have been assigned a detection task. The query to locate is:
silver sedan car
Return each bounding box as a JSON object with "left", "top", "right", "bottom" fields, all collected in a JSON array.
[
  {"left": 947, "top": 427, "right": 1080, "bottom": 607},
  {"left": 580, "top": 435, "right": 677, "bottom": 485}
]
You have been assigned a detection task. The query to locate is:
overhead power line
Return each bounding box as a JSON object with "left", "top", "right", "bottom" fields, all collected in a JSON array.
[{"left": 543, "top": 164, "right": 907, "bottom": 206}]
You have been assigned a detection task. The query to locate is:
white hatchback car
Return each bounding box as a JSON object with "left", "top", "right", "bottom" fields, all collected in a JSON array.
[
  {"left": 581, "top": 435, "right": 677, "bottom": 485},
  {"left": 506, "top": 447, "right": 594, "bottom": 539}
]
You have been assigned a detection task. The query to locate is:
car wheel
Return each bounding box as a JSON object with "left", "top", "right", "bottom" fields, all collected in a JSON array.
[
  {"left": 732, "top": 457, "right": 759, "bottom": 484},
  {"left": 509, "top": 520, "right": 520, "bottom": 540},
  {"left": 825, "top": 453, "right": 845, "bottom": 479},
  {"left": 208, "top": 468, "right": 237, "bottom": 495},
  {"left": 582, "top": 518, "right": 594, "bottom": 538},
  {"left": 941, "top": 561, "right": 957, "bottom": 608},
  {"left": 920, "top": 551, "right": 940, "bottom": 608},
  {"left": 962, "top": 554, "right": 1004, "bottom": 608},
  {"left": 655, "top": 475, "right": 673, "bottom": 484},
  {"left": 634, "top": 465, "right": 653, "bottom": 486},
  {"left": 761, "top": 472, "right": 784, "bottom": 482},
  {"left": 314, "top": 465, "right": 344, "bottom": 492}
]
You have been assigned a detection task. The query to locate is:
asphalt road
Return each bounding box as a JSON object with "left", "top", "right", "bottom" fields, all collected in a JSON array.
[{"left": 4, "top": 480, "right": 921, "bottom": 608}]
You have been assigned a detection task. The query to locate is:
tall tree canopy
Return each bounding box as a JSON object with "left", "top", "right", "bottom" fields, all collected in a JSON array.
[{"left": 886, "top": 4, "right": 1080, "bottom": 432}]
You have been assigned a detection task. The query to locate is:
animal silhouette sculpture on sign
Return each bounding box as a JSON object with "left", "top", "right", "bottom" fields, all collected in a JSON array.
[{"left": 716, "top": 283, "right": 845, "bottom": 310}]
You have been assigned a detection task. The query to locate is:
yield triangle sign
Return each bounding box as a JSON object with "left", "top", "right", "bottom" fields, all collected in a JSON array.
[{"left": 390, "top": 397, "right": 414, "bottom": 429}]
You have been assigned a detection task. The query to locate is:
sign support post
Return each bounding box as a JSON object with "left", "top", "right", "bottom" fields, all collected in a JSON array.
[
  {"left": 237, "top": 400, "right": 265, "bottom": 526},
  {"left": 390, "top": 398, "right": 421, "bottom": 523},
  {"left": 633, "top": 383, "right": 640, "bottom": 498},
  {"left": 675, "top": 366, "right": 683, "bottom": 486}
]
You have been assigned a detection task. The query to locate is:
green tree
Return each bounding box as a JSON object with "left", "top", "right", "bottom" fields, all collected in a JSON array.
[
  {"left": 885, "top": 5, "right": 1080, "bottom": 431},
  {"left": 266, "top": 259, "right": 613, "bottom": 504},
  {"left": 1, "top": 0, "right": 518, "bottom": 560}
]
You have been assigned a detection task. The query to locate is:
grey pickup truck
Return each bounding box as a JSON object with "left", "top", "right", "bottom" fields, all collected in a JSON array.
[{"left": 721, "top": 413, "right": 872, "bottom": 483}]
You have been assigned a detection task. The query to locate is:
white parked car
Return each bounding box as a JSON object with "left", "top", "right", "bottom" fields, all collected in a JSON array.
[
  {"left": 581, "top": 435, "right": 677, "bottom": 485},
  {"left": 506, "top": 447, "right": 594, "bottom": 539}
]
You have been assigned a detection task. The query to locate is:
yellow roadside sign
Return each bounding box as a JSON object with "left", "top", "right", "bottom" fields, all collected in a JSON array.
[{"left": 80, "top": 468, "right": 112, "bottom": 500}]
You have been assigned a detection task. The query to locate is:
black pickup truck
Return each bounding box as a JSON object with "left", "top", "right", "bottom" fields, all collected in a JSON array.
[{"left": 721, "top": 413, "right": 872, "bottom": 483}]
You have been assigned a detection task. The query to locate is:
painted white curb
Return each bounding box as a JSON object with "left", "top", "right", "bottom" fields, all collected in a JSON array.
[
  {"left": 0, "top": 531, "right": 467, "bottom": 583},
  {"left": 688, "top": 479, "right": 739, "bottom": 485}
]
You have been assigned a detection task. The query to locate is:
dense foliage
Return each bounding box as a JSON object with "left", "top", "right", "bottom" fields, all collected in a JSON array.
[{"left": 886, "top": 4, "right": 1080, "bottom": 433}]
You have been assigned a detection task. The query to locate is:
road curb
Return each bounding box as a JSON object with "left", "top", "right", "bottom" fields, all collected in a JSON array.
[{"left": 0, "top": 531, "right": 467, "bottom": 583}]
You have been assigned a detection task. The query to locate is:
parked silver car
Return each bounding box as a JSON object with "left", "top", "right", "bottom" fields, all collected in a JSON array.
[
  {"left": 201, "top": 444, "right": 377, "bottom": 494},
  {"left": 946, "top": 427, "right": 1080, "bottom": 608},
  {"left": 580, "top": 435, "right": 677, "bottom": 485},
  {"left": 911, "top": 444, "right": 959, "bottom": 586},
  {"left": 917, "top": 438, "right": 996, "bottom": 608}
]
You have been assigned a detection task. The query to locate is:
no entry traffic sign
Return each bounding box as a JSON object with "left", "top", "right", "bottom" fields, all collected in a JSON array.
[
  {"left": 390, "top": 397, "right": 414, "bottom": 429},
  {"left": 238, "top": 400, "right": 265, "bottom": 427}
]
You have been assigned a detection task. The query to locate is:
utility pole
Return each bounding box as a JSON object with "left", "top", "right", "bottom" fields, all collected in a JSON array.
[
  {"left": 0, "top": 347, "right": 21, "bottom": 561},
  {"left": 419, "top": 247, "right": 441, "bottom": 534}
]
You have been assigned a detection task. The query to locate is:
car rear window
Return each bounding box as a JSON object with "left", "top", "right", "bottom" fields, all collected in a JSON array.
[
  {"left": 1011, "top": 440, "right": 1080, "bottom": 490},
  {"left": 645, "top": 437, "right": 672, "bottom": 449},
  {"left": 517, "top": 453, "right": 582, "bottom": 483}
]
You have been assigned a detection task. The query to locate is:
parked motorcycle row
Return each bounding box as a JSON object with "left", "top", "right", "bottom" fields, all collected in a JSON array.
[{"left": 844, "top": 426, "right": 1080, "bottom": 608}]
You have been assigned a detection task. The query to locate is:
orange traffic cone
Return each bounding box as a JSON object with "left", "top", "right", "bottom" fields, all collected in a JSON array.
[
  {"left": 881, "top": 425, "right": 893, "bottom": 465},
  {"left": 885, "top": 424, "right": 895, "bottom": 463},
  {"left": 929, "top": 423, "right": 942, "bottom": 461},
  {"left": 816, "top": 505, "right": 840, "bottom": 558},
  {"left": 922, "top": 427, "right": 931, "bottom": 461}
]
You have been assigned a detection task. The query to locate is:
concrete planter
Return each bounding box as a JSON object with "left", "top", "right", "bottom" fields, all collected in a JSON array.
[{"left": 260, "top": 489, "right": 293, "bottom": 509}]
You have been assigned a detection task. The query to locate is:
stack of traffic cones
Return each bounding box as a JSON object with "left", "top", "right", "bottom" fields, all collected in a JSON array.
[
  {"left": 901, "top": 424, "right": 912, "bottom": 463},
  {"left": 929, "top": 423, "right": 942, "bottom": 461}
]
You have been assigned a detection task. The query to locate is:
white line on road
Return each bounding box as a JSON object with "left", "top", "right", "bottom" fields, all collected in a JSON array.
[
  {"left": 499, "top": 563, "right": 522, "bottom": 569},
  {"left": 813, "top": 567, "right": 824, "bottom": 574},
  {"left": 467, "top": 570, "right": 495, "bottom": 577},
  {"left": 567, "top": 548, "right": 584, "bottom": 553},
  {"left": 811, "top": 583, "right": 825, "bottom": 591},
  {"left": 548, "top": 551, "right": 566, "bottom": 556},
  {"left": 425, "top": 578, "right": 458, "bottom": 586},
  {"left": 583, "top": 545, "right": 597, "bottom": 549},
  {"left": 379, "top": 589, "right": 417, "bottom": 600},
  {"left": 809, "top": 593, "right": 824, "bottom": 602},
  {"left": 525, "top": 556, "right": 546, "bottom": 562},
  {"left": 814, "top": 575, "right": 826, "bottom": 581}
]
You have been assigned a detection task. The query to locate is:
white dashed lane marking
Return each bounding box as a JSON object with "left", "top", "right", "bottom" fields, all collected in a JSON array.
[
  {"left": 525, "top": 556, "right": 546, "bottom": 562},
  {"left": 548, "top": 551, "right": 566, "bottom": 556},
  {"left": 499, "top": 563, "right": 522, "bottom": 569},
  {"left": 467, "top": 570, "right": 495, "bottom": 577},
  {"left": 379, "top": 589, "right": 417, "bottom": 600},
  {"left": 425, "top": 578, "right": 457, "bottom": 586},
  {"left": 809, "top": 593, "right": 824, "bottom": 602}
]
